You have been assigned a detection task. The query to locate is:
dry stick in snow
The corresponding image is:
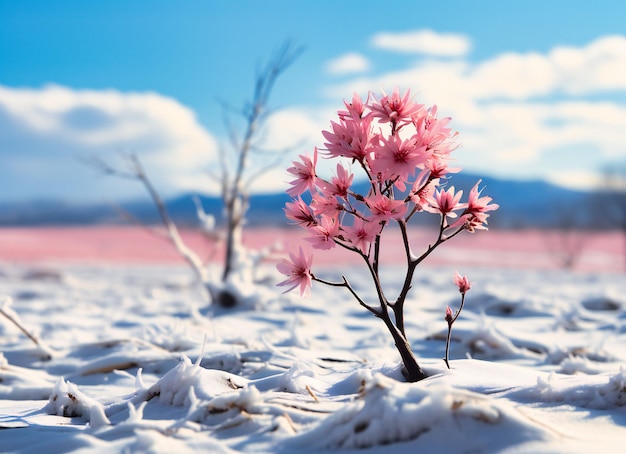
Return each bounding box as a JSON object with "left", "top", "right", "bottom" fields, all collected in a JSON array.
[{"left": 0, "top": 296, "right": 55, "bottom": 358}]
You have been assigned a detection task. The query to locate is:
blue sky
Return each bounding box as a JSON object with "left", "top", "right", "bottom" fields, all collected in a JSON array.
[{"left": 1, "top": 0, "right": 626, "bottom": 202}]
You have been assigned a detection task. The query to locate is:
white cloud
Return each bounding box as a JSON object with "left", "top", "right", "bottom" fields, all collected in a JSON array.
[
  {"left": 336, "top": 34, "right": 626, "bottom": 104},
  {"left": 4, "top": 33, "right": 625, "bottom": 203},
  {"left": 264, "top": 108, "right": 330, "bottom": 151},
  {"left": 277, "top": 35, "right": 626, "bottom": 191},
  {"left": 0, "top": 84, "right": 218, "bottom": 201},
  {"left": 546, "top": 170, "right": 604, "bottom": 191},
  {"left": 258, "top": 107, "right": 337, "bottom": 192},
  {"left": 325, "top": 53, "right": 371, "bottom": 75},
  {"left": 371, "top": 29, "right": 471, "bottom": 57},
  {"left": 199, "top": 33, "right": 626, "bottom": 194},
  {"left": 469, "top": 52, "right": 558, "bottom": 100},
  {"left": 551, "top": 35, "right": 626, "bottom": 94},
  {"left": 0, "top": 85, "right": 343, "bottom": 201},
  {"left": 464, "top": 35, "right": 626, "bottom": 100}
]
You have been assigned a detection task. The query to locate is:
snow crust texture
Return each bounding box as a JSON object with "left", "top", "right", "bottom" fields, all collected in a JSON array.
[{"left": 1, "top": 262, "right": 626, "bottom": 453}]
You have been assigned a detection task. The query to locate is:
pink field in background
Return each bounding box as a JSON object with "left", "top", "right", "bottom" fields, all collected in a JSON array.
[{"left": 0, "top": 226, "right": 624, "bottom": 272}]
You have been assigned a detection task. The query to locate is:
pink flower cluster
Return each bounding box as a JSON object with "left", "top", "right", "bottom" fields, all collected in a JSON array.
[{"left": 278, "top": 88, "right": 498, "bottom": 296}]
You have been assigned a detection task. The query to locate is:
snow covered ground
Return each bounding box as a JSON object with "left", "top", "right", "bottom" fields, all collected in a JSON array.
[{"left": 1, "top": 231, "right": 626, "bottom": 453}]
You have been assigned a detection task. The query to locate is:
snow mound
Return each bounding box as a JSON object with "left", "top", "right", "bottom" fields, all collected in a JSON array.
[
  {"left": 288, "top": 373, "right": 553, "bottom": 451},
  {"left": 142, "top": 355, "right": 249, "bottom": 406},
  {"left": 44, "top": 377, "right": 110, "bottom": 429},
  {"left": 534, "top": 367, "right": 626, "bottom": 409},
  {"left": 0, "top": 353, "right": 55, "bottom": 400},
  {"left": 462, "top": 318, "right": 535, "bottom": 359}
]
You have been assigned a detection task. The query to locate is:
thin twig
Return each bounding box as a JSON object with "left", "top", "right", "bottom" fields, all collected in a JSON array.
[
  {"left": 305, "top": 384, "right": 319, "bottom": 402},
  {"left": 0, "top": 306, "right": 40, "bottom": 347},
  {"left": 0, "top": 297, "right": 54, "bottom": 357},
  {"left": 311, "top": 275, "right": 379, "bottom": 315},
  {"left": 444, "top": 292, "right": 466, "bottom": 369}
]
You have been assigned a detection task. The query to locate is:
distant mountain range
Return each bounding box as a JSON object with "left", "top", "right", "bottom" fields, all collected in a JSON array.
[{"left": 0, "top": 173, "right": 599, "bottom": 228}]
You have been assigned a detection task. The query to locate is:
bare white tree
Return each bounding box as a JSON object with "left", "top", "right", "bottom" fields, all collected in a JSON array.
[{"left": 89, "top": 43, "right": 302, "bottom": 306}]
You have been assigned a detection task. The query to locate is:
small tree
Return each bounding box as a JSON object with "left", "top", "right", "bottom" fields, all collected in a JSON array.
[
  {"left": 90, "top": 43, "right": 302, "bottom": 306},
  {"left": 276, "top": 89, "right": 498, "bottom": 382}
]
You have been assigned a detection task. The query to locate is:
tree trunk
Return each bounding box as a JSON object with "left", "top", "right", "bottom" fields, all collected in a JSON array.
[
  {"left": 222, "top": 194, "right": 246, "bottom": 283},
  {"left": 381, "top": 314, "right": 426, "bottom": 382}
]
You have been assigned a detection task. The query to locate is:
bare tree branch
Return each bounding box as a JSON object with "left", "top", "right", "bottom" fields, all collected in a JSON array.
[
  {"left": 221, "top": 41, "right": 303, "bottom": 282},
  {"left": 110, "top": 203, "right": 170, "bottom": 240},
  {"left": 128, "top": 156, "right": 212, "bottom": 290},
  {"left": 80, "top": 152, "right": 139, "bottom": 181},
  {"left": 89, "top": 152, "right": 215, "bottom": 301},
  {"left": 217, "top": 99, "right": 244, "bottom": 154}
]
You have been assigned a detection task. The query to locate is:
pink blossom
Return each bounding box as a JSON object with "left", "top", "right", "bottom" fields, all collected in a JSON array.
[
  {"left": 368, "top": 87, "right": 423, "bottom": 128},
  {"left": 284, "top": 197, "right": 317, "bottom": 227},
  {"left": 463, "top": 214, "right": 487, "bottom": 232},
  {"left": 305, "top": 214, "right": 339, "bottom": 250},
  {"left": 445, "top": 305, "right": 454, "bottom": 323},
  {"left": 425, "top": 156, "right": 460, "bottom": 180},
  {"left": 322, "top": 116, "right": 373, "bottom": 162},
  {"left": 462, "top": 180, "right": 499, "bottom": 232},
  {"left": 310, "top": 191, "right": 342, "bottom": 217},
  {"left": 338, "top": 93, "right": 366, "bottom": 120},
  {"left": 366, "top": 193, "right": 408, "bottom": 221},
  {"left": 317, "top": 163, "right": 354, "bottom": 198},
  {"left": 276, "top": 247, "right": 313, "bottom": 297},
  {"left": 466, "top": 180, "right": 499, "bottom": 215},
  {"left": 462, "top": 210, "right": 495, "bottom": 232},
  {"left": 370, "top": 133, "right": 429, "bottom": 184},
  {"left": 425, "top": 186, "right": 464, "bottom": 219},
  {"left": 413, "top": 105, "right": 454, "bottom": 149},
  {"left": 343, "top": 216, "right": 381, "bottom": 254},
  {"left": 453, "top": 271, "right": 471, "bottom": 294},
  {"left": 286, "top": 149, "right": 317, "bottom": 197},
  {"left": 410, "top": 172, "right": 439, "bottom": 211}
]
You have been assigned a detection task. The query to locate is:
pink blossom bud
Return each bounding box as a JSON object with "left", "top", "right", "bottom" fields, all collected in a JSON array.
[
  {"left": 445, "top": 305, "right": 453, "bottom": 323},
  {"left": 453, "top": 271, "right": 471, "bottom": 294}
]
